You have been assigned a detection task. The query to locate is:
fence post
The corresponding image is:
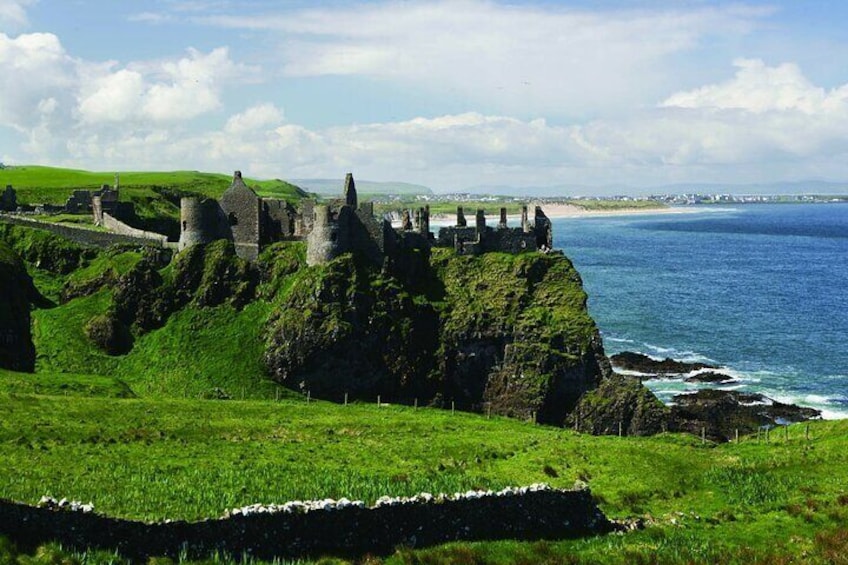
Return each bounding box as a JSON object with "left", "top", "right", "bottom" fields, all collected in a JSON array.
[
  {"left": 451, "top": 401, "right": 455, "bottom": 415},
  {"left": 784, "top": 425, "right": 789, "bottom": 441},
  {"left": 344, "top": 392, "right": 348, "bottom": 406},
  {"left": 275, "top": 389, "right": 280, "bottom": 402},
  {"left": 618, "top": 422, "right": 623, "bottom": 437},
  {"left": 414, "top": 398, "right": 418, "bottom": 409},
  {"left": 377, "top": 395, "right": 381, "bottom": 406},
  {"left": 486, "top": 404, "right": 491, "bottom": 419},
  {"left": 735, "top": 429, "right": 739, "bottom": 443},
  {"left": 307, "top": 390, "right": 311, "bottom": 403},
  {"left": 701, "top": 427, "right": 706, "bottom": 445},
  {"left": 805, "top": 423, "right": 810, "bottom": 441}
]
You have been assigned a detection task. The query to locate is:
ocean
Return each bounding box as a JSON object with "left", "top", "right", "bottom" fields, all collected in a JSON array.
[{"left": 552, "top": 203, "right": 848, "bottom": 419}]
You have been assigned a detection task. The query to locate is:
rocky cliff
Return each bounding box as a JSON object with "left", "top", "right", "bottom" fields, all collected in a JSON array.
[
  {"left": 264, "top": 248, "right": 615, "bottom": 425},
  {"left": 0, "top": 242, "right": 42, "bottom": 371}
]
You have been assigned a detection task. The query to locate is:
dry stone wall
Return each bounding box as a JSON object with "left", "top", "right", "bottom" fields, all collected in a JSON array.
[{"left": 0, "top": 485, "right": 612, "bottom": 561}]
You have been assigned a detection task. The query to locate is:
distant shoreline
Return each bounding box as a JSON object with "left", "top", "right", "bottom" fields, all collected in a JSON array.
[
  {"left": 533, "top": 203, "right": 703, "bottom": 219},
  {"left": 428, "top": 204, "right": 710, "bottom": 226}
]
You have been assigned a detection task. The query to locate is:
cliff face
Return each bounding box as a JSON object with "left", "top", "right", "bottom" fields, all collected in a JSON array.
[
  {"left": 0, "top": 242, "right": 40, "bottom": 372},
  {"left": 264, "top": 249, "right": 612, "bottom": 424}
]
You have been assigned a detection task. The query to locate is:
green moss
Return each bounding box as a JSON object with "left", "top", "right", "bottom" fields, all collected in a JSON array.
[
  {"left": 115, "top": 302, "right": 286, "bottom": 400},
  {"left": 0, "top": 369, "right": 134, "bottom": 398},
  {"left": 32, "top": 290, "right": 119, "bottom": 375},
  {"left": 0, "top": 223, "right": 94, "bottom": 274}
]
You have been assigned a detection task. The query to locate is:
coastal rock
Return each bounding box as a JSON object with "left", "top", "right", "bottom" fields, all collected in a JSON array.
[
  {"left": 567, "top": 373, "right": 670, "bottom": 436},
  {"left": 684, "top": 371, "right": 736, "bottom": 384},
  {"left": 0, "top": 242, "right": 43, "bottom": 372},
  {"left": 611, "top": 351, "right": 717, "bottom": 375},
  {"left": 669, "top": 389, "right": 821, "bottom": 442}
]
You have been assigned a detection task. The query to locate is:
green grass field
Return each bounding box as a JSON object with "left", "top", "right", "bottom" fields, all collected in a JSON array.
[
  {"left": 0, "top": 388, "right": 845, "bottom": 563},
  {"left": 0, "top": 165, "right": 306, "bottom": 205}
]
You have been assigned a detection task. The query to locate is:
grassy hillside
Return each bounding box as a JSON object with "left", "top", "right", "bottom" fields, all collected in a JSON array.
[
  {"left": 0, "top": 392, "right": 845, "bottom": 563},
  {"left": 0, "top": 165, "right": 306, "bottom": 204},
  {"left": 0, "top": 165, "right": 309, "bottom": 239}
]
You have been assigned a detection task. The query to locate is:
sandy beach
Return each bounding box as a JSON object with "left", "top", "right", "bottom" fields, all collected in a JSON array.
[
  {"left": 532, "top": 202, "right": 703, "bottom": 219},
  {"left": 424, "top": 203, "right": 712, "bottom": 227}
]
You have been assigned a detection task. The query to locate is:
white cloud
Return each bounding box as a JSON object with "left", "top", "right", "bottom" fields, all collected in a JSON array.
[
  {"left": 224, "top": 103, "right": 283, "bottom": 134},
  {"left": 0, "top": 0, "right": 35, "bottom": 28},
  {"left": 0, "top": 32, "right": 76, "bottom": 131},
  {"left": 142, "top": 47, "right": 243, "bottom": 121},
  {"left": 662, "top": 58, "right": 848, "bottom": 115},
  {"left": 199, "top": 1, "right": 772, "bottom": 117}
]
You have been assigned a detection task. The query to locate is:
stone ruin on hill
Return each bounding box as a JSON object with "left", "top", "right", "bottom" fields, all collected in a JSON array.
[{"left": 178, "top": 170, "right": 554, "bottom": 264}]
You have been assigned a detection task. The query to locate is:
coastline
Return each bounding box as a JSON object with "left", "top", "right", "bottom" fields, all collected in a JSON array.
[
  {"left": 427, "top": 204, "right": 716, "bottom": 226},
  {"left": 531, "top": 203, "right": 708, "bottom": 219}
]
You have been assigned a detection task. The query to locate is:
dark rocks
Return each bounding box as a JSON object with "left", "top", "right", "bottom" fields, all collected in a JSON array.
[
  {"left": 0, "top": 242, "right": 42, "bottom": 372},
  {"left": 669, "top": 389, "right": 821, "bottom": 442},
  {"left": 684, "top": 371, "right": 736, "bottom": 384},
  {"left": 611, "top": 351, "right": 716, "bottom": 375},
  {"left": 84, "top": 312, "right": 134, "bottom": 356},
  {"left": 568, "top": 373, "right": 670, "bottom": 436}
]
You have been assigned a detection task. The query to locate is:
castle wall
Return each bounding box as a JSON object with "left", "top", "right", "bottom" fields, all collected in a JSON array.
[
  {"left": 261, "top": 199, "right": 294, "bottom": 243},
  {"left": 0, "top": 214, "right": 165, "bottom": 249},
  {"left": 220, "top": 173, "right": 261, "bottom": 261},
  {"left": 102, "top": 213, "right": 168, "bottom": 245},
  {"left": 436, "top": 224, "right": 536, "bottom": 255}
]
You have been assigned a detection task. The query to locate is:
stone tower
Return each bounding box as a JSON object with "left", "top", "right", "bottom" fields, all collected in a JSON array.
[
  {"left": 179, "top": 197, "right": 227, "bottom": 250},
  {"left": 307, "top": 205, "right": 340, "bottom": 266},
  {"left": 344, "top": 173, "right": 357, "bottom": 209}
]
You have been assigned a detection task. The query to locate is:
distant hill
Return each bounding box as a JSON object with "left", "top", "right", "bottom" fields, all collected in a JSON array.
[{"left": 292, "top": 178, "right": 433, "bottom": 196}]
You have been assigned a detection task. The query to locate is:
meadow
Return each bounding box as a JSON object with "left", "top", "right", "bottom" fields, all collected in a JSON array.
[{"left": 0, "top": 377, "right": 846, "bottom": 563}]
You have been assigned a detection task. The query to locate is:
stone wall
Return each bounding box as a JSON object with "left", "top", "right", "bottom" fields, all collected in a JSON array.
[
  {"left": 0, "top": 214, "right": 165, "bottom": 249},
  {"left": 0, "top": 485, "right": 611, "bottom": 561},
  {"left": 101, "top": 213, "right": 168, "bottom": 245},
  {"left": 219, "top": 172, "right": 261, "bottom": 261}
]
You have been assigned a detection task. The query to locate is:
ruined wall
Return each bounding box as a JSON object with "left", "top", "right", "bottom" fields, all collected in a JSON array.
[
  {"left": 0, "top": 486, "right": 611, "bottom": 561},
  {"left": 0, "top": 186, "right": 16, "bottom": 212},
  {"left": 220, "top": 172, "right": 261, "bottom": 261},
  {"left": 102, "top": 213, "right": 168, "bottom": 245},
  {"left": 0, "top": 214, "right": 165, "bottom": 249},
  {"left": 261, "top": 199, "right": 294, "bottom": 243}
]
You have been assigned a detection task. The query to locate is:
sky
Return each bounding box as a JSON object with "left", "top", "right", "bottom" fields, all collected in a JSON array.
[{"left": 2, "top": 0, "right": 848, "bottom": 193}]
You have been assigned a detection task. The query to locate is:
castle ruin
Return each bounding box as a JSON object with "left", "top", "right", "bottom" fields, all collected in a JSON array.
[{"left": 178, "top": 171, "right": 554, "bottom": 264}]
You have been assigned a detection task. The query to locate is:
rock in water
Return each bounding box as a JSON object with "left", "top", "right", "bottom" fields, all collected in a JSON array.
[
  {"left": 669, "top": 389, "right": 821, "bottom": 441},
  {"left": 0, "top": 242, "right": 40, "bottom": 371},
  {"left": 611, "top": 351, "right": 717, "bottom": 375}
]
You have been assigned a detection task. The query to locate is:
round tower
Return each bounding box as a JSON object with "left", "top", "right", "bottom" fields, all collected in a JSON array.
[
  {"left": 306, "top": 205, "right": 340, "bottom": 265},
  {"left": 179, "top": 197, "right": 216, "bottom": 250}
]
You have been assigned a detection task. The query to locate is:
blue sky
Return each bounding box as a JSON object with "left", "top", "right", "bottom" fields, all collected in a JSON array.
[{"left": 2, "top": 0, "right": 848, "bottom": 192}]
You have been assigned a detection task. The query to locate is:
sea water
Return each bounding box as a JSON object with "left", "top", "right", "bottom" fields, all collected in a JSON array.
[{"left": 552, "top": 203, "right": 848, "bottom": 418}]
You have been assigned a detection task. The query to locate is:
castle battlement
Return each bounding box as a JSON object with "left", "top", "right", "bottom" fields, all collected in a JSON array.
[{"left": 177, "top": 171, "right": 554, "bottom": 264}]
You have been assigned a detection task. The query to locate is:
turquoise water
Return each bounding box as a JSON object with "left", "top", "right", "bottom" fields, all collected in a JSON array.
[{"left": 553, "top": 203, "right": 848, "bottom": 418}]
